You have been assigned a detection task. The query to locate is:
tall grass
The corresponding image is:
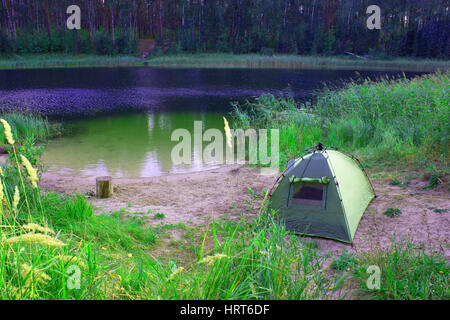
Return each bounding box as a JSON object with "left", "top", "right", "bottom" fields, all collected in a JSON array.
[
  {"left": 0, "top": 115, "right": 448, "bottom": 300},
  {"left": 316, "top": 72, "right": 449, "bottom": 162},
  {"left": 232, "top": 72, "right": 449, "bottom": 168},
  {"left": 0, "top": 117, "right": 333, "bottom": 299},
  {"left": 146, "top": 54, "right": 450, "bottom": 72},
  {"left": 132, "top": 214, "right": 331, "bottom": 299},
  {"left": 352, "top": 241, "right": 449, "bottom": 299},
  {"left": 0, "top": 54, "right": 143, "bottom": 70},
  {"left": 0, "top": 53, "right": 448, "bottom": 71},
  {"left": 0, "top": 113, "right": 50, "bottom": 145}
]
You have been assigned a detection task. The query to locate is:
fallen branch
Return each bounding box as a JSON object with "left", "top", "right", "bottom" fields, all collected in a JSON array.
[{"left": 345, "top": 52, "right": 370, "bottom": 60}]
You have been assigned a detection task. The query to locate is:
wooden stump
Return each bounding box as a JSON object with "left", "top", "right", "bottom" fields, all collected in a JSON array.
[{"left": 96, "top": 176, "right": 113, "bottom": 199}]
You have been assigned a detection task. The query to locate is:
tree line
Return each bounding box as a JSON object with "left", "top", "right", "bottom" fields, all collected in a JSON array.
[{"left": 0, "top": 0, "right": 448, "bottom": 58}]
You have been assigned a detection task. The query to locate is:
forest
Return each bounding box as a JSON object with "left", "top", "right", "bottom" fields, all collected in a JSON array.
[{"left": 0, "top": 0, "right": 448, "bottom": 58}]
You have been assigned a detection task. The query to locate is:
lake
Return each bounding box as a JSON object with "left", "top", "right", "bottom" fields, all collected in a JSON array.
[{"left": 0, "top": 67, "right": 425, "bottom": 177}]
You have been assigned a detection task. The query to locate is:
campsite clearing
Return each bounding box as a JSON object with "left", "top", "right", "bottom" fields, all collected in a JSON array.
[{"left": 39, "top": 163, "right": 450, "bottom": 259}]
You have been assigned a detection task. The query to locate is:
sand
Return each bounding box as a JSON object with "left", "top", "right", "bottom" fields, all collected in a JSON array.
[{"left": 37, "top": 163, "right": 450, "bottom": 259}]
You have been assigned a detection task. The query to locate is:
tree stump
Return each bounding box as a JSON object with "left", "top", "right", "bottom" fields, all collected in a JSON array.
[{"left": 96, "top": 176, "right": 113, "bottom": 199}]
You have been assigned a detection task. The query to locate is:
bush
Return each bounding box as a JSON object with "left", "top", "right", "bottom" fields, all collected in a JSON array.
[
  {"left": 383, "top": 208, "right": 402, "bottom": 218},
  {"left": 114, "top": 33, "right": 129, "bottom": 54},
  {"left": 0, "top": 31, "right": 13, "bottom": 54},
  {"left": 94, "top": 31, "right": 113, "bottom": 55},
  {"left": 260, "top": 47, "right": 275, "bottom": 56}
]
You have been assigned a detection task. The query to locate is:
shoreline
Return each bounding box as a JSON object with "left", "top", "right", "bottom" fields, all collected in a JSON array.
[
  {"left": 0, "top": 53, "right": 449, "bottom": 72},
  {"left": 38, "top": 161, "right": 450, "bottom": 259},
  {"left": 3, "top": 148, "right": 449, "bottom": 258}
]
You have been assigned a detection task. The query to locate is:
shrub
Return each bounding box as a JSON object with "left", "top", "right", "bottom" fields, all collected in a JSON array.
[
  {"left": 383, "top": 208, "right": 402, "bottom": 218},
  {"left": 94, "top": 31, "right": 113, "bottom": 55}
]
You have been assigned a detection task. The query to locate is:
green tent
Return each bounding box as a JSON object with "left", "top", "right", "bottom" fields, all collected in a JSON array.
[{"left": 269, "top": 144, "right": 375, "bottom": 243}]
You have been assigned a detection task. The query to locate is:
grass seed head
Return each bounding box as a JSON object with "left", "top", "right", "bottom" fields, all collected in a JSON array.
[
  {"left": 0, "top": 118, "right": 15, "bottom": 145},
  {"left": 6, "top": 233, "right": 65, "bottom": 247},
  {"left": 20, "top": 155, "right": 39, "bottom": 188},
  {"left": 21, "top": 223, "right": 55, "bottom": 235}
]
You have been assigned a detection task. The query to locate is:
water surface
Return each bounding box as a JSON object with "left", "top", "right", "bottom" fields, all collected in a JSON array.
[
  {"left": 0, "top": 67, "right": 423, "bottom": 117},
  {"left": 42, "top": 112, "right": 225, "bottom": 177},
  {"left": 0, "top": 67, "right": 425, "bottom": 177}
]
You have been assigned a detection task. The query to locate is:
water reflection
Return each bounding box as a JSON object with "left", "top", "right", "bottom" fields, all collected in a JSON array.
[{"left": 42, "top": 112, "right": 225, "bottom": 178}]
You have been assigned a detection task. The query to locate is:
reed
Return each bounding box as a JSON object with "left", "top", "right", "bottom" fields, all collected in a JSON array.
[
  {"left": 0, "top": 53, "right": 448, "bottom": 72},
  {"left": 0, "top": 54, "right": 142, "bottom": 70},
  {"left": 232, "top": 72, "right": 450, "bottom": 168},
  {"left": 0, "top": 113, "right": 50, "bottom": 145},
  {"left": 145, "top": 54, "right": 449, "bottom": 72}
]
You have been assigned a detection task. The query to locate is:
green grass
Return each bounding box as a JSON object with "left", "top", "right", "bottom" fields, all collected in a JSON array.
[
  {"left": 0, "top": 53, "right": 449, "bottom": 71},
  {"left": 0, "top": 181, "right": 332, "bottom": 299},
  {"left": 154, "top": 212, "right": 165, "bottom": 220},
  {"left": 0, "top": 127, "right": 333, "bottom": 299},
  {"left": 352, "top": 241, "right": 449, "bottom": 299},
  {"left": 389, "top": 179, "right": 404, "bottom": 186},
  {"left": 0, "top": 113, "right": 52, "bottom": 145},
  {"left": 383, "top": 208, "right": 402, "bottom": 218},
  {"left": 232, "top": 72, "right": 449, "bottom": 169},
  {"left": 0, "top": 71, "right": 448, "bottom": 300},
  {"left": 0, "top": 54, "right": 143, "bottom": 69},
  {"left": 145, "top": 54, "right": 450, "bottom": 72},
  {"left": 331, "top": 250, "right": 358, "bottom": 271},
  {"left": 0, "top": 135, "right": 448, "bottom": 299}
]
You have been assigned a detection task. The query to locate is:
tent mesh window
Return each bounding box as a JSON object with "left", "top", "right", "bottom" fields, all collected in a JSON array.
[{"left": 293, "top": 184, "right": 324, "bottom": 206}]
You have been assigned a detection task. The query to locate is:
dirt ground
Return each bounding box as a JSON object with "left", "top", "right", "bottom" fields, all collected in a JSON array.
[
  {"left": 38, "top": 163, "right": 450, "bottom": 259},
  {"left": 41, "top": 164, "right": 273, "bottom": 225}
]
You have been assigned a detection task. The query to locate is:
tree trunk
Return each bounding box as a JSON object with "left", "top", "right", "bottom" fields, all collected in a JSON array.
[
  {"left": 111, "top": 6, "right": 115, "bottom": 44},
  {"left": 43, "top": 0, "right": 51, "bottom": 37},
  {"left": 96, "top": 176, "right": 114, "bottom": 199},
  {"left": 35, "top": 0, "right": 39, "bottom": 34}
]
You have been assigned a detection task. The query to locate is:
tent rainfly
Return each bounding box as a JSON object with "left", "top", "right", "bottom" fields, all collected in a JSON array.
[{"left": 269, "top": 143, "right": 376, "bottom": 243}]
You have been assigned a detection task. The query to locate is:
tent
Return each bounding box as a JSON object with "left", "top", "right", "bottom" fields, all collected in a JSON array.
[{"left": 269, "top": 143, "right": 375, "bottom": 243}]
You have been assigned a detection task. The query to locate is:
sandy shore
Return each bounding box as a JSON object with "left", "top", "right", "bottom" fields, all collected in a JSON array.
[
  {"left": 37, "top": 163, "right": 450, "bottom": 259},
  {"left": 41, "top": 164, "right": 275, "bottom": 225}
]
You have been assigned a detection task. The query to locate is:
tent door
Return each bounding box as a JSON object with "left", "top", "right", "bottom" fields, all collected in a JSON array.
[{"left": 287, "top": 182, "right": 328, "bottom": 210}]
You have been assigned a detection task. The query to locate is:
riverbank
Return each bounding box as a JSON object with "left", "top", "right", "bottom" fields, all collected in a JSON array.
[
  {"left": 38, "top": 163, "right": 449, "bottom": 259},
  {"left": 1, "top": 151, "right": 448, "bottom": 300},
  {"left": 0, "top": 53, "right": 449, "bottom": 72},
  {"left": 0, "top": 71, "right": 448, "bottom": 300},
  {"left": 232, "top": 72, "right": 449, "bottom": 170},
  {"left": 145, "top": 54, "right": 450, "bottom": 72},
  {"left": 0, "top": 54, "right": 143, "bottom": 69}
]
